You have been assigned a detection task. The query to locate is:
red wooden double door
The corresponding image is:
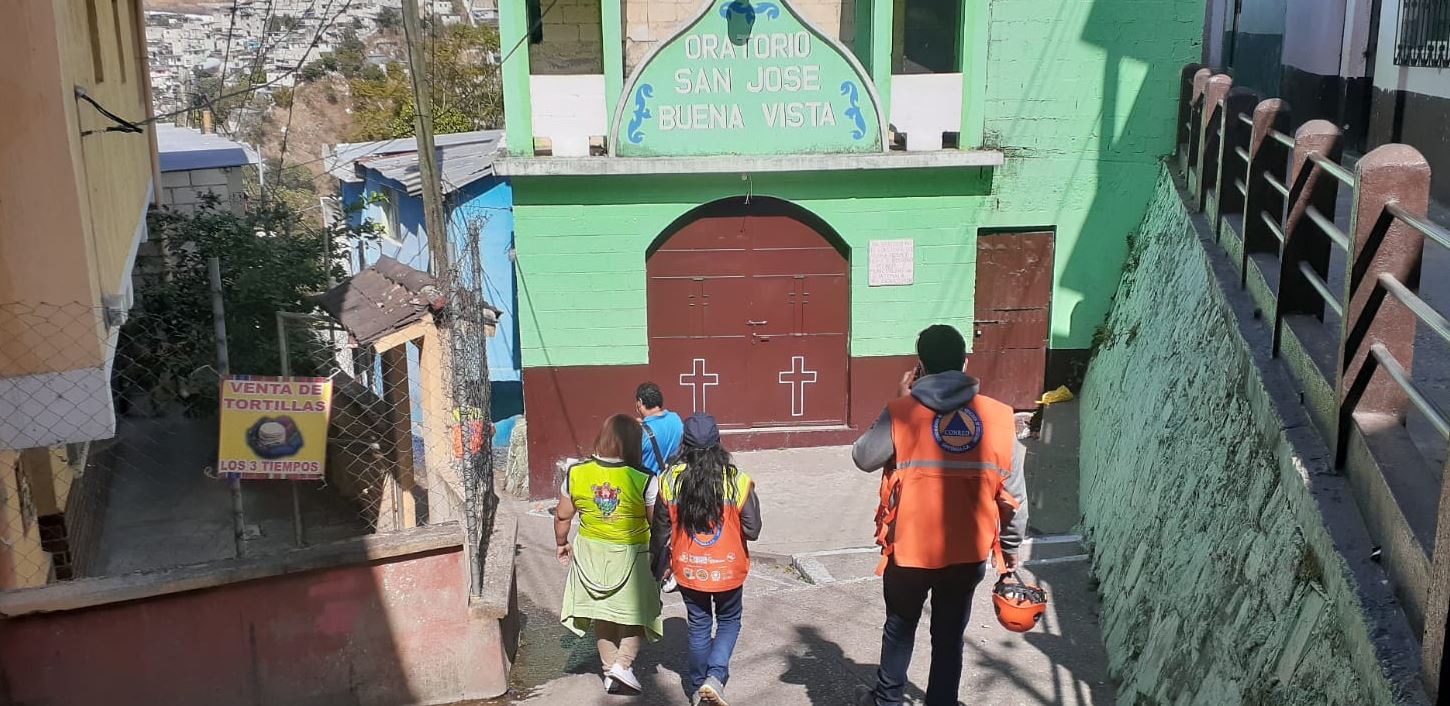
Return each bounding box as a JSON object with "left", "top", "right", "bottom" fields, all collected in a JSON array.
[{"left": 647, "top": 208, "right": 849, "bottom": 428}]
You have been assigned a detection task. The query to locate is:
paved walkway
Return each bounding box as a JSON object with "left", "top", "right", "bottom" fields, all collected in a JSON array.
[{"left": 492, "top": 425, "right": 1112, "bottom": 705}]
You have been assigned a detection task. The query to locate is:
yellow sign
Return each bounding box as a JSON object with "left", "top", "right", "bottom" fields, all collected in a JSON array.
[{"left": 217, "top": 375, "right": 332, "bottom": 479}]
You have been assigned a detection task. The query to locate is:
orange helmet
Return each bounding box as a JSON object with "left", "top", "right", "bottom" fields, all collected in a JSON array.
[{"left": 992, "top": 572, "right": 1047, "bottom": 633}]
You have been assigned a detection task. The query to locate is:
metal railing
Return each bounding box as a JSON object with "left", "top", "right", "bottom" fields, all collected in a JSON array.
[
  {"left": 1177, "top": 63, "right": 1450, "bottom": 699},
  {"left": 1397, "top": 0, "right": 1450, "bottom": 68}
]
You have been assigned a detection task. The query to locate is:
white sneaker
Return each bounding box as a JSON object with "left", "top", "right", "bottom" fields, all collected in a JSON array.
[
  {"left": 608, "top": 663, "right": 642, "bottom": 693},
  {"left": 603, "top": 674, "right": 616, "bottom": 693}
]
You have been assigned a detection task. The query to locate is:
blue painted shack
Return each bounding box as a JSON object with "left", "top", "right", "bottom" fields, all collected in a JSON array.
[{"left": 326, "top": 131, "right": 521, "bottom": 421}]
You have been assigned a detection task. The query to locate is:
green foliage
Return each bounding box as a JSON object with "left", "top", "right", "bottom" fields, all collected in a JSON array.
[
  {"left": 251, "top": 157, "right": 323, "bottom": 217},
  {"left": 376, "top": 7, "right": 402, "bottom": 31},
  {"left": 119, "top": 197, "right": 375, "bottom": 412},
  {"left": 299, "top": 30, "right": 368, "bottom": 82},
  {"left": 348, "top": 24, "right": 504, "bottom": 140},
  {"left": 267, "top": 15, "right": 304, "bottom": 33}
]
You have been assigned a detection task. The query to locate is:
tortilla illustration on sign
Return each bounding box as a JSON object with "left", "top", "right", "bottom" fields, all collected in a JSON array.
[{"left": 245, "top": 416, "right": 305, "bottom": 459}]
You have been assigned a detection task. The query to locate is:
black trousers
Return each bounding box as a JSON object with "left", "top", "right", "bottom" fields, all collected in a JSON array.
[{"left": 870, "top": 561, "right": 988, "bottom": 706}]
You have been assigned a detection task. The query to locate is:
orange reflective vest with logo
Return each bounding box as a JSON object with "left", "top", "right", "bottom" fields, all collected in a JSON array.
[
  {"left": 660, "top": 464, "right": 754, "bottom": 592},
  {"left": 874, "top": 393, "right": 1020, "bottom": 574}
]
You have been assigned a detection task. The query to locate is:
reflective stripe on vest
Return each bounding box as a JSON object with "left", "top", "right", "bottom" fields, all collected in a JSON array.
[
  {"left": 661, "top": 464, "right": 753, "bottom": 592},
  {"left": 568, "top": 459, "right": 651, "bottom": 545},
  {"left": 876, "top": 394, "right": 1018, "bottom": 573}
]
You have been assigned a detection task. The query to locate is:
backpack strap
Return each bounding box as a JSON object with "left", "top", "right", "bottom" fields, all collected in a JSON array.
[{"left": 643, "top": 421, "right": 666, "bottom": 473}]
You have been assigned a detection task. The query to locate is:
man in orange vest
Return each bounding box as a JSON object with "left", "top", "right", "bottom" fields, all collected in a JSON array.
[{"left": 852, "top": 324, "right": 1029, "bottom": 706}]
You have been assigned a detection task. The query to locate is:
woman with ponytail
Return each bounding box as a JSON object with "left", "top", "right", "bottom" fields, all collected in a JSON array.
[{"left": 651, "top": 413, "right": 761, "bottom": 706}]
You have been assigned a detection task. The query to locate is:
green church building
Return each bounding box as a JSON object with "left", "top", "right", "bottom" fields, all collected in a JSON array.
[{"left": 493, "top": 0, "right": 1200, "bottom": 493}]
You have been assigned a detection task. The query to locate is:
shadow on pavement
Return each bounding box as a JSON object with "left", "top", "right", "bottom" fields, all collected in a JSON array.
[
  {"left": 780, "top": 625, "right": 928, "bottom": 705},
  {"left": 972, "top": 562, "right": 1113, "bottom": 705}
]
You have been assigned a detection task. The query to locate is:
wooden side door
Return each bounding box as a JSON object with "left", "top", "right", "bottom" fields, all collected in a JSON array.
[{"left": 972, "top": 231, "right": 1054, "bottom": 410}]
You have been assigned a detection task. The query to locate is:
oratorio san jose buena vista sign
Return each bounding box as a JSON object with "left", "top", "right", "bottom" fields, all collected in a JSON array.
[{"left": 610, "top": 0, "right": 886, "bottom": 157}]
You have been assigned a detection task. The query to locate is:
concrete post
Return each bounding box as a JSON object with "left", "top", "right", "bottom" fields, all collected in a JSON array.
[
  {"left": 957, "top": 0, "right": 988, "bottom": 149},
  {"left": 1214, "top": 87, "right": 1257, "bottom": 231},
  {"left": 1186, "top": 68, "right": 1212, "bottom": 202},
  {"left": 1241, "top": 98, "right": 1292, "bottom": 282},
  {"left": 1273, "top": 120, "right": 1342, "bottom": 355},
  {"left": 498, "top": 0, "right": 535, "bottom": 153},
  {"left": 1177, "top": 62, "right": 1205, "bottom": 163},
  {"left": 1195, "top": 74, "right": 1233, "bottom": 213},
  {"left": 1338, "top": 144, "right": 1430, "bottom": 420},
  {"left": 600, "top": 0, "right": 623, "bottom": 130},
  {"left": 870, "top": 0, "right": 893, "bottom": 116}
]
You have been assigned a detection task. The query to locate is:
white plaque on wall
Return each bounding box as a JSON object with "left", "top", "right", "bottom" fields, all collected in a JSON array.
[{"left": 868, "top": 239, "right": 915, "bottom": 286}]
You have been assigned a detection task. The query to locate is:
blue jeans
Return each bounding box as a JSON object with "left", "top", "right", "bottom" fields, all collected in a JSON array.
[
  {"left": 679, "top": 586, "right": 744, "bottom": 692},
  {"left": 871, "top": 561, "right": 987, "bottom": 706}
]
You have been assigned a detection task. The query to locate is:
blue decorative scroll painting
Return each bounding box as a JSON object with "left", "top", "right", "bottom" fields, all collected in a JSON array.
[
  {"left": 840, "top": 81, "right": 866, "bottom": 140},
  {"left": 718, "top": 1, "right": 780, "bottom": 25},
  {"left": 628, "top": 84, "right": 654, "bottom": 144}
]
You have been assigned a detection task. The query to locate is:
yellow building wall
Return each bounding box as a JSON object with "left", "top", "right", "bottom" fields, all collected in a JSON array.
[{"left": 0, "top": 0, "right": 154, "bottom": 377}]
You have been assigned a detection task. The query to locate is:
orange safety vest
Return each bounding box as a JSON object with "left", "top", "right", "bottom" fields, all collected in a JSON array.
[
  {"left": 661, "top": 464, "right": 754, "bottom": 592},
  {"left": 874, "top": 393, "right": 1020, "bottom": 575}
]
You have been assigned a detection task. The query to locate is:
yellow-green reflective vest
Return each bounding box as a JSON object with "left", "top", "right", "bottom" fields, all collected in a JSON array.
[{"left": 568, "top": 458, "right": 651, "bottom": 545}]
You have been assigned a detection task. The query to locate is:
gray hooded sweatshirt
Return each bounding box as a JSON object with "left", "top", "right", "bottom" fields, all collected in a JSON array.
[{"left": 851, "top": 371, "right": 1030, "bottom": 558}]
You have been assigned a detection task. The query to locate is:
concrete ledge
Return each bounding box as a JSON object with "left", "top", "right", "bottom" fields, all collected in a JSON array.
[
  {"left": 0, "top": 523, "right": 465, "bottom": 618},
  {"left": 494, "top": 149, "right": 1004, "bottom": 176},
  {"left": 472, "top": 513, "right": 518, "bottom": 620}
]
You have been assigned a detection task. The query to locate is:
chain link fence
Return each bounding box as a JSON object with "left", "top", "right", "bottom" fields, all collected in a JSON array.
[{"left": 0, "top": 235, "right": 497, "bottom": 593}]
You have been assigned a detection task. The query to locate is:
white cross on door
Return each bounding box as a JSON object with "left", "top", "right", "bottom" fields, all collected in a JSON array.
[
  {"left": 777, "top": 355, "right": 818, "bottom": 417},
  {"left": 679, "top": 358, "right": 720, "bottom": 412}
]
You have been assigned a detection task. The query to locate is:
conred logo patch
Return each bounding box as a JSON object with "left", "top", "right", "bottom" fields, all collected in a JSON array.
[
  {"left": 933, "top": 407, "right": 983, "bottom": 454},
  {"left": 690, "top": 523, "right": 723, "bottom": 548}
]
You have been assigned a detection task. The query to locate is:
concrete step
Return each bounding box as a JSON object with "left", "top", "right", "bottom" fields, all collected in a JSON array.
[{"left": 789, "top": 535, "right": 1088, "bottom": 585}]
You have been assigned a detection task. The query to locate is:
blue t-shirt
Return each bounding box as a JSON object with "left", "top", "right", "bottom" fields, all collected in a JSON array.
[{"left": 640, "top": 411, "right": 684, "bottom": 475}]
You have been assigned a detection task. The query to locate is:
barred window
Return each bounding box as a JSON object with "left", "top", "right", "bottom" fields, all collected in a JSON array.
[{"left": 1396, "top": 0, "right": 1450, "bottom": 67}]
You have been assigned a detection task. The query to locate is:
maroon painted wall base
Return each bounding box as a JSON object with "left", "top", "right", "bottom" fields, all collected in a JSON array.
[
  {"left": 523, "top": 354, "right": 916, "bottom": 498},
  {"left": 0, "top": 546, "right": 511, "bottom": 706}
]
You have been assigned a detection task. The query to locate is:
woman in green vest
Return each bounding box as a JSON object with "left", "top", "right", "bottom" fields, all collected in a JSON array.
[{"left": 555, "top": 413, "right": 664, "bottom": 695}]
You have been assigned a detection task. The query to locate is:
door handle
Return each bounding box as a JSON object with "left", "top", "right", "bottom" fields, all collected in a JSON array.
[
  {"left": 753, "top": 333, "right": 772, "bottom": 342},
  {"left": 747, "top": 320, "right": 768, "bottom": 326}
]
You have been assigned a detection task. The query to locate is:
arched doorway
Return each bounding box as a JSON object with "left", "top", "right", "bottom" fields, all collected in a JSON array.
[{"left": 646, "top": 198, "right": 850, "bottom": 429}]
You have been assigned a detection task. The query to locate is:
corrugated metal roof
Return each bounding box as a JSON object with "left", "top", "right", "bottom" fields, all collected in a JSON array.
[
  {"left": 313, "top": 255, "right": 500, "bottom": 345},
  {"left": 155, "top": 125, "right": 260, "bottom": 172},
  {"left": 325, "top": 130, "right": 504, "bottom": 196}
]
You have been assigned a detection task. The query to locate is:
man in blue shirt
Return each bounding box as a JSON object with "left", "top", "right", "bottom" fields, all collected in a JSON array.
[{"left": 635, "top": 382, "right": 683, "bottom": 476}]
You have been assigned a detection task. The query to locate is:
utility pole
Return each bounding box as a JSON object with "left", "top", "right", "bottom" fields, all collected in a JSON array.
[{"left": 401, "top": 0, "right": 452, "bottom": 276}]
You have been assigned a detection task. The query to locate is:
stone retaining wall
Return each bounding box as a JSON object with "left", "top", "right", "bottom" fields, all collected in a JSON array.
[{"left": 1078, "top": 166, "right": 1426, "bottom": 704}]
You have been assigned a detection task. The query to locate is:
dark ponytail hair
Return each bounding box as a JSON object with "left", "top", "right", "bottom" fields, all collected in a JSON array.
[{"left": 674, "top": 443, "right": 738, "bottom": 537}]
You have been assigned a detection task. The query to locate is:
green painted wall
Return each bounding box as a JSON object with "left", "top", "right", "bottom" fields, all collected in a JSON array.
[
  {"left": 514, "top": 169, "right": 993, "bottom": 366},
  {"left": 1079, "top": 168, "right": 1412, "bottom": 705},
  {"left": 510, "top": 0, "right": 1204, "bottom": 367}
]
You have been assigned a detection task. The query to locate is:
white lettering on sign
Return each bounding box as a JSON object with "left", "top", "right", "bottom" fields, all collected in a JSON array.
[
  {"left": 746, "top": 65, "right": 820, "bottom": 93},
  {"left": 684, "top": 32, "right": 812, "bottom": 61},
  {"left": 660, "top": 31, "right": 836, "bottom": 135},
  {"left": 869, "top": 239, "right": 915, "bottom": 286},
  {"left": 762, "top": 101, "right": 835, "bottom": 128},
  {"left": 659, "top": 103, "right": 745, "bottom": 130}
]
